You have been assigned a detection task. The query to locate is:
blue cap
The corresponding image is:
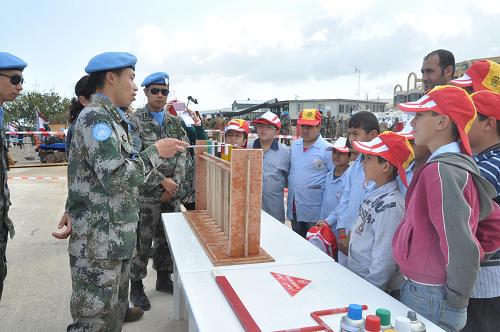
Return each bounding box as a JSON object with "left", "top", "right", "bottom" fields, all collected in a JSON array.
[
  {"left": 347, "top": 304, "right": 363, "bottom": 320},
  {"left": 0, "top": 52, "right": 27, "bottom": 71},
  {"left": 141, "top": 72, "right": 169, "bottom": 87},
  {"left": 85, "top": 52, "right": 137, "bottom": 74}
]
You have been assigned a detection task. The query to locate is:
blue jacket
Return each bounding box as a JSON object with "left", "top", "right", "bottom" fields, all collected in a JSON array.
[
  {"left": 320, "top": 166, "right": 349, "bottom": 233},
  {"left": 336, "top": 155, "right": 375, "bottom": 231},
  {"left": 287, "top": 135, "right": 333, "bottom": 222}
]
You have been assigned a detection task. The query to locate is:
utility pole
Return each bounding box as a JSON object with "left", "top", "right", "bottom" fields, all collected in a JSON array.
[{"left": 355, "top": 67, "right": 361, "bottom": 113}]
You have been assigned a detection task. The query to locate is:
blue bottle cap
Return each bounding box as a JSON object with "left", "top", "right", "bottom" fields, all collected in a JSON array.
[{"left": 347, "top": 304, "right": 363, "bottom": 320}]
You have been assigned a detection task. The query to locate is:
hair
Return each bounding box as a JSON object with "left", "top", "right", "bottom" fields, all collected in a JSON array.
[
  {"left": 68, "top": 75, "right": 94, "bottom": 123},
  {"left": 424, "top": 49, "right": 455, "bottom": 76},
  {"left": 348, "top": 111, "right": 380, "bottom": 134},
  {"left": 376, "top": 156, "right": 398, "bottom": 179},
  {"left": 431, "top": 111, "right": 459, "bottom": 140},
  {"left": 87, "top": 67, "right": 127, "bottom": 91},
  {"left": 478, "top": 113, "right": 500, "bottom": 137}
]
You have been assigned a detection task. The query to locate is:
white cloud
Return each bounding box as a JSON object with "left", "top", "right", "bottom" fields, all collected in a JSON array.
[{"left": 128, "top": 1, "right": 500, "bottom": 109}]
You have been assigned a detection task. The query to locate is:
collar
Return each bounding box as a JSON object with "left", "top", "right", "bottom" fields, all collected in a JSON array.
[
  {"left": 298, "top": 134, "right": 324, "bottom": 149},
  {"left": 428, "top": 142, "right": 461, "bottom": 162},
  {"left": 253, "top": 138, "right": 279, "bottom": 150},
  {"left": 476, "top": 142, "right": 500, "bottom": 158},
  {"left": 366, "top": 179, "right": 399, "bottom": 199},
  {"left": 92, "top": 93, "right": 125, "bottom": 123}
]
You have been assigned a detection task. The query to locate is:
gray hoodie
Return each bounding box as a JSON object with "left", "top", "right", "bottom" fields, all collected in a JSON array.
[{"left": 348, "top": 179, "right": 405, "bottom": 291}]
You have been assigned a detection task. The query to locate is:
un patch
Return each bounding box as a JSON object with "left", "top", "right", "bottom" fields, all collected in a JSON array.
[{"left": 93, "top": 123, "right": 112, "bottom": 142}]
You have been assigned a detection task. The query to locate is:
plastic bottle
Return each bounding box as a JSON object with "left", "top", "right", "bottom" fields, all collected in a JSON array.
[
  {"left": 340, "top": 304, "right": 365, "bottom": 332},
  {"left": 394, "top": 316, "right": 411, "bottom": 332},
  {"left": 361, "top": 315, "right": 382, "bottom": 332},
  {"left": 376, "top": 308, "right": 393, "bottom": 330},
  {"left": 407, "top": 311, "right": 426, "bottom": 332}
]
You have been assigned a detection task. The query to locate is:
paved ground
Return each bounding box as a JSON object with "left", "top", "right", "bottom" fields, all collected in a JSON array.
[{"left": 0, "top": 165, "right": 187, "bottom": 332}]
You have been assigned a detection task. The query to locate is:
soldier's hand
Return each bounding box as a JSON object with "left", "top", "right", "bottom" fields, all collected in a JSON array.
[
  {"left": 161, "top": 178, "right": 178, "bottom": 195},
  {"left": 154, "top": 138, "right": 189, "bottom": 158},
  {"left": 161, "top": 190, "right": 173, "bottom": 203},
  {"left": 52, "top": 212, "right": 72, "bottom": 239}
]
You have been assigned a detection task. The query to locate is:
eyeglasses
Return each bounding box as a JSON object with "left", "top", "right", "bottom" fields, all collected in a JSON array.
[
  {"left": 0, "top": 73, "right": 24, "bottom": 85},
  {"left": 149, "top": 88, "right": 169, "bottom": 96}
]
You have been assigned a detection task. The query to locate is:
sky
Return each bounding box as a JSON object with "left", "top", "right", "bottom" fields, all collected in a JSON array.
[{"left": 2, "top": 0, "right": 500, "bottom": 112}]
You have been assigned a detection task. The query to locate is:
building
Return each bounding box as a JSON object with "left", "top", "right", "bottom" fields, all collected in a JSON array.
[
  {"left": 286, "top": 99, "right": 386, "bottom": 120},
  {"left": 232, "top": 99, "right": 268, "bottom": 112},
  {"left": 220, "top": 98, "right": 387, "bottom": 121}
]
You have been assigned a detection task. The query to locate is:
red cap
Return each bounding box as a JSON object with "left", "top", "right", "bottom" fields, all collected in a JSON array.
[
  {"left": 224, "top": 119, "right": 250, "bottom": 134},
  {"left": 353, "top": 131, "right": 415, "bottom": 187},
  {"left": 471, "top": 90, "right": 500, "bottom": 120},
  {"left": 365, "top": 315, "right": 381, "bottom": 332},
  {"left": 450, "top": 60, "right": 500, "bottom": 93},
  {"left": 298, "top": 109, "right": 322, "bottom": 126},
  {"left": 397, "top": 85, "right": 477, "bottom": 156},
  {"left": 252, "top": 111, "right": 281, "bottom": 130}
]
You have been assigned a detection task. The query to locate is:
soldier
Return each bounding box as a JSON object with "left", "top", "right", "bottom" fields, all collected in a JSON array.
[
  {"left": 63, "top": 53, "right": 187, "bottom": 331},
  {"left": 325, "top": 111, "right": 334, "bottom": 139},
  {"left": 280, "top": 111, "right": 291, "bottom": 144},
  {"left": 128, "top": 72, "right": 193, "bottom": 311},
  {"left": 0, "top": 52, "right": 26, "bottom": 301}
]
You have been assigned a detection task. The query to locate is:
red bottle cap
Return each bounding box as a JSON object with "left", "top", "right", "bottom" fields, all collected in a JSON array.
[{"left": 365, "top": 315, "right": 381, "bottom": 331}]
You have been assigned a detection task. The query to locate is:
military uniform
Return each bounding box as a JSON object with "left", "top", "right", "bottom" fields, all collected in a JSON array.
[
  {"left": 67, "top": 91, "right": 164, "bottom": 331},
  {"left": 0, "top": 120, "right": 15, "bottom": 300},
  {"left": 128, "top": 106, "right": 192, "bottom": 282},
  {"left": 0, "top": 52, "right": 26, "bottom": 301}
]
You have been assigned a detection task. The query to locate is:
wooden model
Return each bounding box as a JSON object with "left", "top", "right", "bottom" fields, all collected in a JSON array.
[{"left": 183, "top": 140, "right": 274, "bottom": 266}]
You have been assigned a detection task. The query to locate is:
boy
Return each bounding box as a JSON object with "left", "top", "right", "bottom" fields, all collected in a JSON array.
[
  {"left": 462, "top": 90, "right": 500, "bottom": 332},
  {"left": 392, "top": 85, "right": 498, "bottom": 332},
  {"left": 316, "top": 137, "right": 350, "bottom": 235},
  {"left": 335, "top": 111, "right": 379, "bottom": 265},
  {"left": 348, "top": 131, "right": 413, "bottom": 292}
]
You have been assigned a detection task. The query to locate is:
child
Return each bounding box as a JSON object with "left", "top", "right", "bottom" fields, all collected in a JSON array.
[
  {"left": 347, "top": 131, "right": 413, "bottom": 292},
  {"left": 334, "top": 111, "right": 380, "bottom": 265},
  {"left": 224, "top": 119, "right": 249, "bottom": 148},
  {"left": 316, "top": 137, "right": 350, "bottom": 236},
  {"left": 463, "top": 90, "right": 500, "bottom": 331},
  {"left": 392, "top": 85, "right": 498, "bottom": 332}
]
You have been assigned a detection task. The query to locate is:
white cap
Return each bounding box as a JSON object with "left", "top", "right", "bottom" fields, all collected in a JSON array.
[{"left": 395, "top": 316, "right": 411, "bottom": 332}]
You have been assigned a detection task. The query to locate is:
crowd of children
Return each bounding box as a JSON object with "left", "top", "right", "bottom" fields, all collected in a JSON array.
[{"left": 222, "top": 59, "right": 500, "bottom": 332}]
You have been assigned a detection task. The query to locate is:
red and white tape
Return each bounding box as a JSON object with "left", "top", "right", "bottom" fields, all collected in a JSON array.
[{"left": 8, "top": 176, "right": 67, "bottom": 181}]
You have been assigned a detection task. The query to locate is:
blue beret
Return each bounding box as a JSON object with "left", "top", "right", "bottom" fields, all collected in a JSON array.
[
  {"left": 141, "top": 72, "right": 169, "bottom": 87},
  {"left": 0, "top": 52, "right": 27, "bottom": 70},
  {"left": 85, "top": 52, "right": 137, "bottom": 74}
]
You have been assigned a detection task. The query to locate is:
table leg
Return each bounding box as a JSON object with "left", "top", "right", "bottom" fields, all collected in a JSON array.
[
  {"left": 187, "top": 304, "right": 199, "bottom": 332},
  {"left": 173, "top": 264, "right": 185, "bottom": 320}
]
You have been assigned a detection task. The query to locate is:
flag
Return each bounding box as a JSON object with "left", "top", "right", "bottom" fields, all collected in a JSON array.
[{"left": 35, "top": 109, "right": 50, "bottom": 138}]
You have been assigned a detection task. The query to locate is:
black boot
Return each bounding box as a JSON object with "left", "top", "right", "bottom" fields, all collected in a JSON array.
[
  {"left": 156, "top": 270, "right": 173, "bottom": 293},
  {"left": 130, "top": 279, "right": 151, "bottom": 311}
]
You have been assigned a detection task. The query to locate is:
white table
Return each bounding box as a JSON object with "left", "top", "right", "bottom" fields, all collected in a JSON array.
[{"left": 163, "top": 211, "right": 443, "bottom": 331}]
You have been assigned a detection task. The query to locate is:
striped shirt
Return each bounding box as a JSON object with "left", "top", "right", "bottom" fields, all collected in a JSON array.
[
  {"left": 472, "top": 143, "right": 500, "bottom": 298},
  {"left": 252, "top": 139, "right": 290, "bottom": 223}
]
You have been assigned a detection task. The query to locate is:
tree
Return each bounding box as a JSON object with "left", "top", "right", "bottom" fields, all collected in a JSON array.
[{"left": 3, "top": 90, "right": 70, "bottom": 129}]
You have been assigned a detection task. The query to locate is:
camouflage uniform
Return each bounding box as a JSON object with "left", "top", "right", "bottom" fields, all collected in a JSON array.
[
  {"left": 325, "top": 113, "right": 334, "bottom": 139},
  {"left": 128, "top": 106, "right": 192, "bottom": 281},
  {"left": 67, "top": 94, "right": 164, "bottom": 331},
  {"left": 0, "top": 117, "right": 15, "bottom": 301}
]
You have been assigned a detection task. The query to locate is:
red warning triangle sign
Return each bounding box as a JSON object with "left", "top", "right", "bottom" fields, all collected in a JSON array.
[{"left": 271, "top": 272, "right": 311, "bottom": 296}]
